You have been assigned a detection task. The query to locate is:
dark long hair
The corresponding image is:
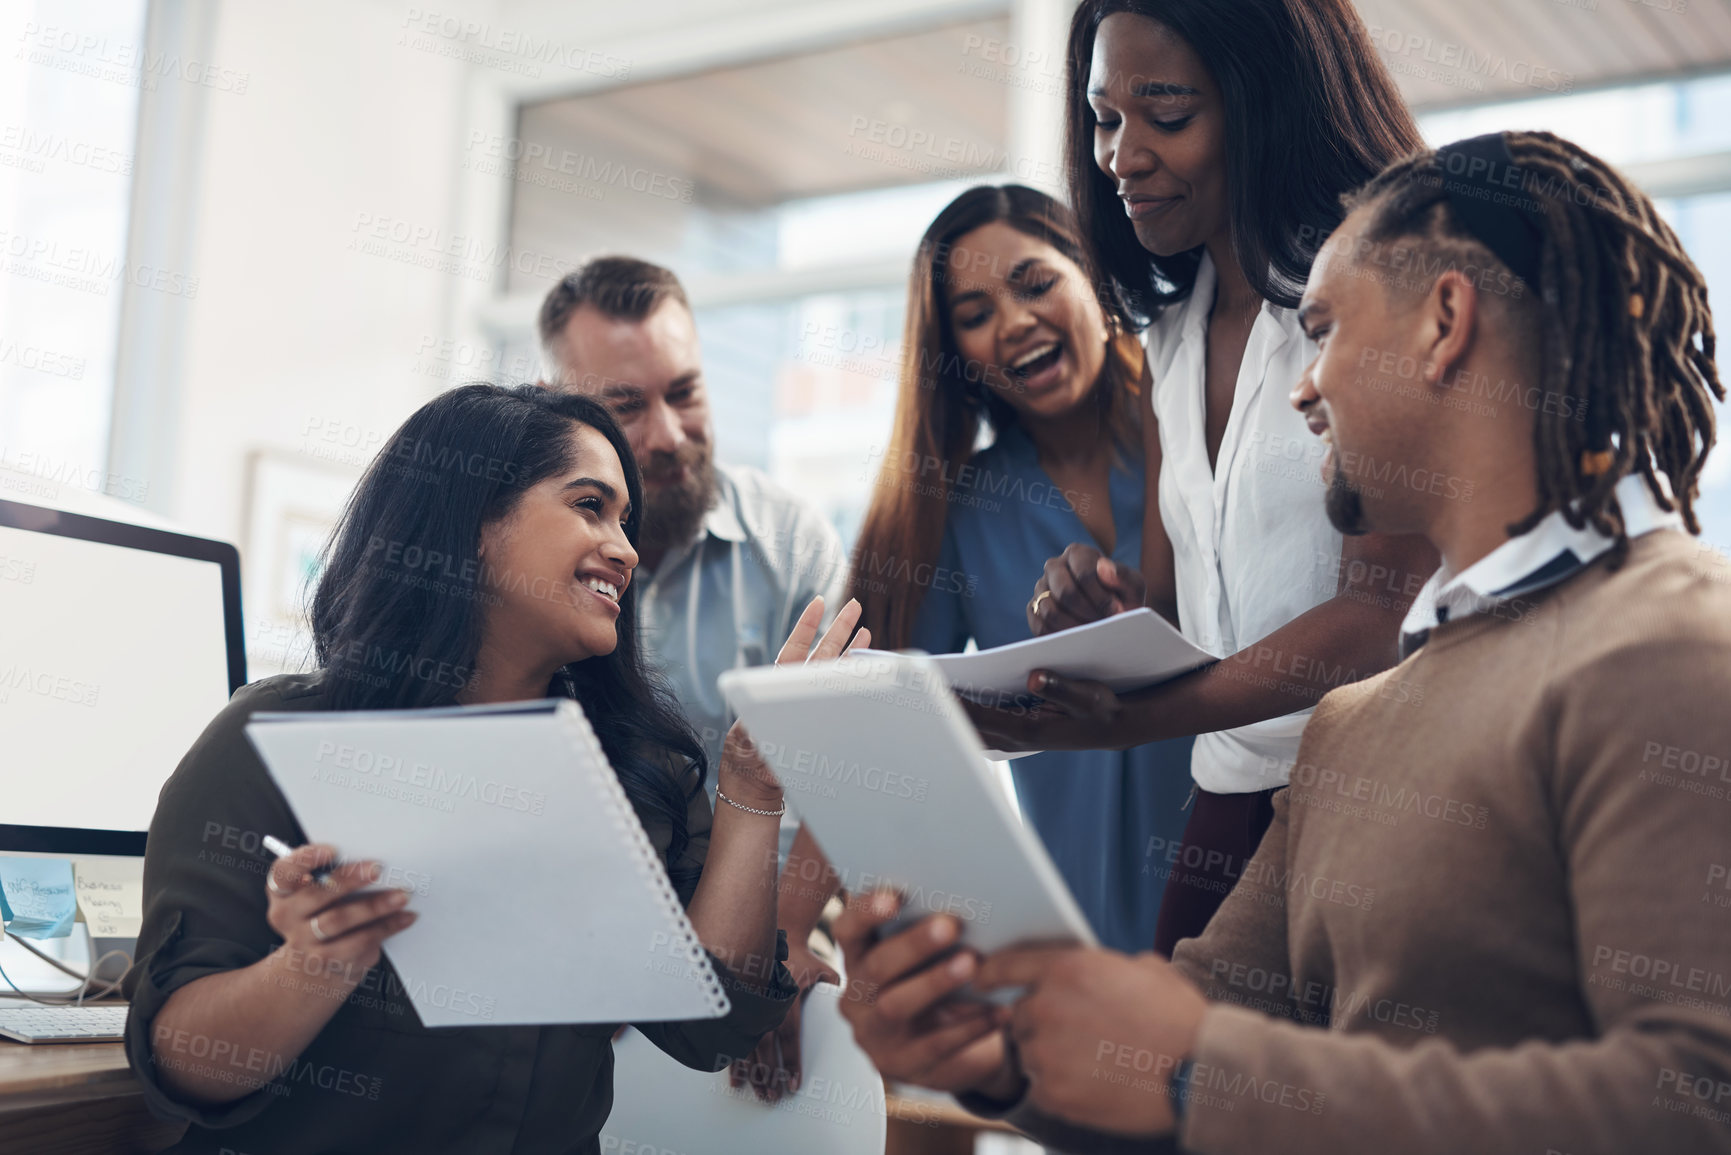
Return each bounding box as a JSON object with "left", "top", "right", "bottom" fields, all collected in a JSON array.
[
  {"left": 846, "top": 183, "right": 1147, "bottom": 649},
  {"left": 310, "top": 384, "right": 706, "bottom": 898},
  {"left": 1064, "top": 0, "right": 1422, "bottom": 320}
]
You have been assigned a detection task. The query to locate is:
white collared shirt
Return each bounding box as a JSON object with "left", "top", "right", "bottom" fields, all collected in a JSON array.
[
  {"left": 1145, "top": 251, "right": 1343, "bottom": 794},
  {"left": 636, "top": 462, "right": 849, "bottom": 778},
  {"left": 1399, "top": 472, "right": 1685, "bottom": 656}
]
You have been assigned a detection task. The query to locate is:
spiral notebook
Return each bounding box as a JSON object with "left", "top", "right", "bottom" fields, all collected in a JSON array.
[{"left": 245, "top": 700, "right": 729, "bottom": 1028}]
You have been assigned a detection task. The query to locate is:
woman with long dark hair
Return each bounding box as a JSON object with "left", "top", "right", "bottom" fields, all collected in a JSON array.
[
  {"left": 845, "top": 183, "right": 1196, "bottom": 955},
  {"left": 964, "top": 0, "right": 1441, "bottom": 952},
  {"left": 122, "top": 384, "right": 860, "bottom": 1153}
]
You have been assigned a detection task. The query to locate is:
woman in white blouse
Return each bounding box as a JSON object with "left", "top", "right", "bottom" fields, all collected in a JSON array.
[{"left": 968, "top": 0, "right": 1439, "bottom": 953}]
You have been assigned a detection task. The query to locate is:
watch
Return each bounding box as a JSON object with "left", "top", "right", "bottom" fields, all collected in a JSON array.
[{"left": 1170, "top": 1057, "right": 1197, "bottom": 1122}]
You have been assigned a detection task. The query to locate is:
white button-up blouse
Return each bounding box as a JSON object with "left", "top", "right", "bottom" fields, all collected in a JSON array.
[{"left": 1145, "top": 251, "right": 1345, "bottom": 794}]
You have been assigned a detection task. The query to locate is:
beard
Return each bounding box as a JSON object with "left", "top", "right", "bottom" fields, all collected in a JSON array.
[
  {"left": 638, "top": 440, "right": 717, "bottom": 557},
  {"left": 1324, "top": 462, "right": 1372, "bottom": 537}
]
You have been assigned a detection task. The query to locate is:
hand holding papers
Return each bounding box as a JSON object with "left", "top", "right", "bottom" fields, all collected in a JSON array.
[
  {"left": 864, "top": 608, "right": 1215, "bottom": 757},
  {"left": 896, "top": 608, "right": 1213, "bottom": 699}
]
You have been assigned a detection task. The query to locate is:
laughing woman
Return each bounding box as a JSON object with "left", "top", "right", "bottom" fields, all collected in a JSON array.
[
  {"left": 123, "top": 385, "right": 861, "bottom": 1154},
  {"left": 841, "top": 184, "right": 1195, "bottom": 954}
]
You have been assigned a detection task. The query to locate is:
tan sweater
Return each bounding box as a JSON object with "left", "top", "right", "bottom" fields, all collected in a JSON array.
[{"left": 985, "top": 529, "right": 1731, "bottom": 1154}]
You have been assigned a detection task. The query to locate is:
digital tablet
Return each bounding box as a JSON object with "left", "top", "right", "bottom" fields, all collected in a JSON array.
[{"left": 719, "top": 653, "right": 1096, "bottom": 960}]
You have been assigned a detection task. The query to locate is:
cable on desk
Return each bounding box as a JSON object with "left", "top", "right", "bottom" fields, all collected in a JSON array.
[{"left": 0, "top": 933, "right": 132, "bottom": 1005}]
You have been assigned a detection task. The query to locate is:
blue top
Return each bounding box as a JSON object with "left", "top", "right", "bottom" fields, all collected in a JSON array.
[{"left": 909, "top": 423, "right": 1195, "bottom": 954}]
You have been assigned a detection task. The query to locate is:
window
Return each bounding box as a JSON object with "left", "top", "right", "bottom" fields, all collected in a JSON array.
[
  {"left": 0, "top": 0, "right": 150, "bottom": 488},
  {"left": 1420, "top": 73, "right": 1731, "bottom": 548}
]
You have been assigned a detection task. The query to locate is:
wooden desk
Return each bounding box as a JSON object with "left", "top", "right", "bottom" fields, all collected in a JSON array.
[
  {"left": 0, "top": 1046, "right": 1007, "bottom": 1154},
  {"left": 0, "top": 1039, "right": 185, "bottom": 1154},
  {"left": 885, "top": 1087, "right": 1018, "bottom": 1155}
]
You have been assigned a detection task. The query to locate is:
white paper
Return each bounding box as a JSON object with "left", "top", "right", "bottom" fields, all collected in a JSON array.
[
  {"left": 870, "top": 608, "right": 1213, "bottom": 698},
  {"left": 246, "top": 701, "right": 729, "bottom": 1028},
  {"left": 861, "top": 609, "right": 1215, "bottom": 758}
]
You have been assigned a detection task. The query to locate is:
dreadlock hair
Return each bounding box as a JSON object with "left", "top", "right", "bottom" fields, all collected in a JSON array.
[{"left": 1343, "top": 130, "right": 1723, "bottom": 558}]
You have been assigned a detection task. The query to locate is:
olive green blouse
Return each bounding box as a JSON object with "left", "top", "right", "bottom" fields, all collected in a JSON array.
[{"left": 122, "top": 673, "right": 795, "bottom": 1154}]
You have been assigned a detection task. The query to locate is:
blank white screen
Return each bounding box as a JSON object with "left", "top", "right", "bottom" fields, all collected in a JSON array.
[{"left": 0, "top": 524, "right": 232, "bottom": 834}]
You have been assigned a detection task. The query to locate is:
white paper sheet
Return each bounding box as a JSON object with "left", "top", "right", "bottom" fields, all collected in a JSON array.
[
  {"left": 861, "top": 609, "right": 1215, "bottom": 758},
  {"left": 872, "top": 608, "right": 1214, "bottom": 698}
]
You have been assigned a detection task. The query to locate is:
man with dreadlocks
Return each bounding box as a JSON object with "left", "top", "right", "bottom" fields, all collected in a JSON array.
[{"left": 829, "top": 130, "right": 1731, "bottom": 1155}]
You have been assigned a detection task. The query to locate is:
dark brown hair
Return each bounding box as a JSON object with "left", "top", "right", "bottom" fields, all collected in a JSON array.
[
  {"left": 537, "top": 255, "right": 690, "bottom": 349},
  {"left": 1345, "top": 130, "right": 1724, "bottom": 553},
  {"left": 846, "top": 184, "right": 1147, "bottom": 650},
  {"left": 1064, "top": 0, "right": 1422, "bottom": 321}
]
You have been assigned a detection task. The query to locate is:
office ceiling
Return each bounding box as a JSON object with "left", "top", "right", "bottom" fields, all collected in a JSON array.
[
  {"left": 1352, "top": 0, "right": 1731, "bottom": 110},
  {"left": 520, "top": 18, "right": 1012, "bottom": 206},
  {"left": 518, "top": 1, "right": 1731, "bottom": 206}
]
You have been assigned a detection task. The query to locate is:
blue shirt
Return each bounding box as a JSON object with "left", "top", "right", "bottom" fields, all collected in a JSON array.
[
  {"left": 909, "top": 424, "right": 1194, "bottom": 953},
  {"left": 638, "top": 462, "right": 850, "bottom": 777},
  {"left": 637, "top": 463, "right": 849, "bottom": 862}
]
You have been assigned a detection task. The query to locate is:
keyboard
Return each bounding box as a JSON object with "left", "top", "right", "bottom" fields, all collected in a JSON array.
[{"left": 0, "top": 1004, "right": 129, "bottom": 1044}]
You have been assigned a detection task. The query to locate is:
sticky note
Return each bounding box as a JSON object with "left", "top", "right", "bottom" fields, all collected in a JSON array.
[
  {"left": 73, "top": 859, "right": 144, "bottom": 938},
  {"left": 0, "top": 857, "right": 77, "bottom": 940}
]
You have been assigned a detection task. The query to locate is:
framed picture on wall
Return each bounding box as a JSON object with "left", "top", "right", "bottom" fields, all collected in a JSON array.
[{"left": 241, "top": 450, "right": 359, "bottom": 677}]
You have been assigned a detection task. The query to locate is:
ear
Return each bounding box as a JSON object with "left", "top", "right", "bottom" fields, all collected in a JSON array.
[{"left": 1420, "top": 270, "right": 1479, "bottom": 394}]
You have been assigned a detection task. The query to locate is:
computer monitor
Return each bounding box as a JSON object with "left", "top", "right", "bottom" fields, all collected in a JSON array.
[{"left": 0, "top": 498, "right": 246, "bottom": 856}]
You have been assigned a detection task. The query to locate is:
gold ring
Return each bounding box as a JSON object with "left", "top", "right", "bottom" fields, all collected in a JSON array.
[
  {"left": 1031, "top": 590, "right": 1051, "bottom": 616},
  {"left": 310, "top": 915, "right": 330, "bottom": 943}
]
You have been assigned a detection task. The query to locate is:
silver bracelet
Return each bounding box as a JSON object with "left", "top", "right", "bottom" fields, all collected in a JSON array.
[{"left": 716, "top": 788, "right": 786, "bottom": 818}]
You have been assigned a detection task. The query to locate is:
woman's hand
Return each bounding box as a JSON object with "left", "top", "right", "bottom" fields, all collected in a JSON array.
[
  {"left": 832, "top": 889, "right": 1024, "bottom": 1099},
  {"left": 974, "top": 945, "right": 1207, "bottom": 1138},
  {"left": 717, "top": 595, "right": 867, "bottom": 1096},
  {"left": 961, "top": 669, "right": 1131, "bottom": 753},
  {"left": 264, "top": 842, "right": 417, "bottom": 997},
  {"left": 719, "top": 596, "right": 869, "bottom": 808},
  {"left": 1029, "top": 545, "right": 1147, "bottom": 636},
  {"left": 692, "top": 596, "right": 868, "bottom": 1013},
  {"left": 730, "top": 935, "right": 841, "bottom": 1102},
  {"left": 148, "top": 841, "right": 419, "bottom": 1107}
]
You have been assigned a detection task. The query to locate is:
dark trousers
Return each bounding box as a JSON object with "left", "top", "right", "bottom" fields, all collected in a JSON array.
[{"left": 1151, "top": 785, "right": 1280, "bottom": 957}]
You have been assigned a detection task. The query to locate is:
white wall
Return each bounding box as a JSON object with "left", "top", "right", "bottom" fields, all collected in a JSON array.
[{"left": 155, "top": 0, "right": 494, "bottom": 544}]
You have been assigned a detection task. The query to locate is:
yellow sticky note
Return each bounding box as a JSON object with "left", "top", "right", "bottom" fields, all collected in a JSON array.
[{"left": 72, "top": 859, "right": 144, "bottom": 938}]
